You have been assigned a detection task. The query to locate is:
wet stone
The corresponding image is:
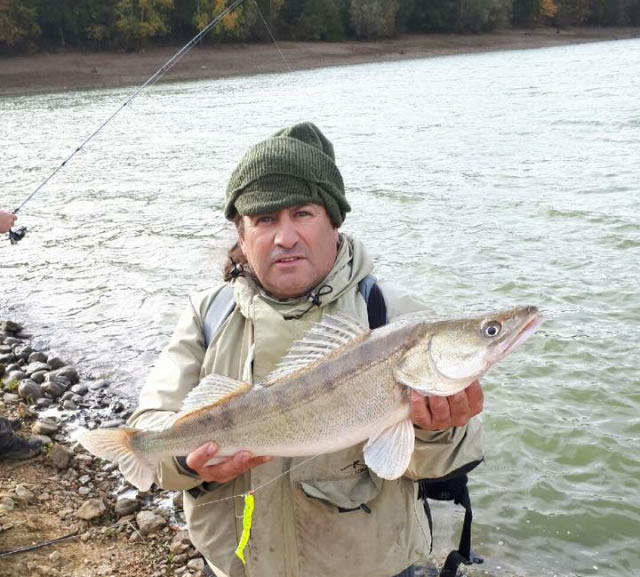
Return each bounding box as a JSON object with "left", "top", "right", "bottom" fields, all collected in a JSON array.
[
  {"left": 7, "top": 370, "right": 27, "bottom": 383},
  {"left": 41, "top": 380, "right": 66, "bottom": 399},
  {"left": 30, "top": 370, "right": 48, "bottom": 384},
  {"left": 3, "top": 393, "right": 20, "bottom": 403},
  {"left": 27, "top": 351, "right": 48, "bottom": 364},
  {"left": 62, "top": 399, "right": 78, "bottom": 411},
  {"left": 0, "top": 353, "right": 15, "bottom": 364},
  {"left": 36, "top": 398, "right": 54, "bottom": 409},
  {"left": 24, "top": 362, "right": 50, "bottom": 375},
  {"left": 88, "top": 380, "right": 109, "bottom": 391},
  {"left": 71, "top": 384, "right": 88, "bottom": 395},
  {"left": 14, "top": 345, "right": 34, "bottom": 360},
  {"left": 18, "top": 379, "right": 43, "bottom": 401},
  {"left": 46, "top": 357, "right": 67, "bottom": 370},
  {"left": 53, "top": 367, "right": 79, "bottom": 384},
  {"left": 0, "top": 321, "right": 22, "bottom": 334},
  {"left": 46, "top": 374, "right": 72, "bottom": 390}
]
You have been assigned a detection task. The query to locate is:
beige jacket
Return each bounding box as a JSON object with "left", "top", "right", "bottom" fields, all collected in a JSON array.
[{"left": 129, "top": 236, "right": 483, "bottom": 577}]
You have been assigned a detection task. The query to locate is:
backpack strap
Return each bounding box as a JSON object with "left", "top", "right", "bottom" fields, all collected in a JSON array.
[
  {"left": 203, "top": 285, "right": 236, "bottom": 348},
  {"left": 359, "top": 275, "right": 387, "bottom": 330},
  {"left": 418, "top": 460, "right": 485, "bottom": 576}
]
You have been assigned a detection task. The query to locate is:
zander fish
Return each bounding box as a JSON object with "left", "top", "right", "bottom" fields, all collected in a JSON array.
[{"left": 79, "top": 306, "right": 542, "bottom": 491}]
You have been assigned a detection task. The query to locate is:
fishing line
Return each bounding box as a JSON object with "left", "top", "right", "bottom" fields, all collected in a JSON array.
[
  {"left": 6, "top": 0, "right": 246, "bottom": 243},
  {"left": 189, "top": 454, "right": 320, "bottom": 511}
]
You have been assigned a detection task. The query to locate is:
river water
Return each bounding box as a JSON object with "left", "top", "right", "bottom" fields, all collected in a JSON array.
[{"left": 1, "top": 39, "right": 639, "bottom": 576}]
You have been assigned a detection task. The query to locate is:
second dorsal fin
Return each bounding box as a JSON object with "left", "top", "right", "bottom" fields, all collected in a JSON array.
[{"left": 262, "top": 313, "right": 369, "bottom": 385}]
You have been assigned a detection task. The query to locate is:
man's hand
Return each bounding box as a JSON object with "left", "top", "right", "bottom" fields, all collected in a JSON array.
[
  {"left": 410, "top": 380, "right": 484, "bottom": 431},
  {"left": 0, "top": 211, "right": 17, "bottom": 235},
  {"left": 186, "top": 442, "right": 272, "bottom": 484}
]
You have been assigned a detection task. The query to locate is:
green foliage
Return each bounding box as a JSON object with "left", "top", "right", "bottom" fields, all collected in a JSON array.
[
  {"left": 1, "top": 0, "right": 638, "bottom": 53},
  {"left": 350, "top": 0, "right": 399, "bottom": 39},
  {"left": 115, "top": 0, "right": 173, "bottom": 50},
  {"left": 0, "top": 0, "right": 41, "bottom": 50},
  {"left": 297, "top": 0, "right": 348, "bottom": 40}
]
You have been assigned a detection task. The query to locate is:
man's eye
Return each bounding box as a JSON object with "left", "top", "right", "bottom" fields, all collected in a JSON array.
[
  {"left": 295, "top": 210, "right": 311, "bottom": 217},
  {"left": 256, "top": 216, "right": 274, "bottom": 224}
]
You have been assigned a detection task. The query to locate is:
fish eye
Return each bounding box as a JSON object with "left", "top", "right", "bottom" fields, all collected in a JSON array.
[{"left": 482, "top": 321, "right": 502, "bottom": 338}]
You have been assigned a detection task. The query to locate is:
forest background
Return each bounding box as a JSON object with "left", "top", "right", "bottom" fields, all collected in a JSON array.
[{"left": 1, "top": 0, "right": 639, "bottom": 54}]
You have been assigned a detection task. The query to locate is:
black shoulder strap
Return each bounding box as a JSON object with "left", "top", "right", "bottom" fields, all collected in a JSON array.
[
  {"left": 418, "top": 461, "right": 485, "bottom": 576},
  {"left": 359, "top": 276, "right": 386, "bottom": 329}
]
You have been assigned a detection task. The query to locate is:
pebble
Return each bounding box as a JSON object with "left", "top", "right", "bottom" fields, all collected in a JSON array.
[
  {"left": 15, "top": 484, "right": 35, "bottom": 502},
  {"left": 33, "top": 418, "right": 59, "bottom": 436},
  {"left": 136, "top": 510, "right": 167, "bottom": 536},
  {"left": 76, "top": 498, "right": 106, "bottom": 520},
  {"left": 49, "top": 444, "right": 72, "bottom": 469}
]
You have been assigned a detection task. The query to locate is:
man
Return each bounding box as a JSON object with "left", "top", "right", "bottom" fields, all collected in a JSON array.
[{"left": 129, "top": 122, "right": 483, "bottom": 577}]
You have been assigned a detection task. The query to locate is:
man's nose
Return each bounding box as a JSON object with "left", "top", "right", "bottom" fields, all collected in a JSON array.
[{"left": 274, "top": 219, "right": 299, "bottom": 248}]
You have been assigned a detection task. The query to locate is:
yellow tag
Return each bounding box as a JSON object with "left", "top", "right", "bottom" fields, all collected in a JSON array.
[{"left": 234, "top": 493, "right": 255, "bottom": 565}]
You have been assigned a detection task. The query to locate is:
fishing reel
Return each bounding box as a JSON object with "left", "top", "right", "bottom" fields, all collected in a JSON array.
[{"left": 8, "top": 226, "right": 27, "bottom": 245}]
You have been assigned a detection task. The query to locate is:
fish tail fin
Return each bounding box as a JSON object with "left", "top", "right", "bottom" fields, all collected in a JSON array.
[{"left": 79, "top": 428, "right": 156, "bottom": 492}]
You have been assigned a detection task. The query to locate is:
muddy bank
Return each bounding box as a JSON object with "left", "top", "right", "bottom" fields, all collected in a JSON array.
[{"left": 1, "top": 28, "right": 638, "bottom": 96}]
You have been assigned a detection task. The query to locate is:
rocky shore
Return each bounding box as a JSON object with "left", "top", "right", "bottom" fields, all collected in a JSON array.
[{"left": 0, "top": 319, "right": 208, "bottom": 577}]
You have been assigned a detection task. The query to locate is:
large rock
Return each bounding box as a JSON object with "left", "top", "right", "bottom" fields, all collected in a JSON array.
[
  {"left": 76, "top": 499, "right": 106, "bottom": 520},
  {"left": 0, "top": 353, "right": 15, "bottom": 365},
  {"left": 135, "top": 510, "right": 167, "bottom": 536},
  {"left": 18, "top": 379, "right": 43, "bottom": 401}
]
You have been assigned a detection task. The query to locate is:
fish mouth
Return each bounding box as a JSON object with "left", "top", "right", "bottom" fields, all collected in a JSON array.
[{"left": 492, "top": 308, "right": 542, "bottom": 363}]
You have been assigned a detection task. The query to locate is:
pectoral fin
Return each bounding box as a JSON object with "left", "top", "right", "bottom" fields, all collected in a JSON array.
[{"left": 363, "top": 418, "right": 415, "bottom": 480}]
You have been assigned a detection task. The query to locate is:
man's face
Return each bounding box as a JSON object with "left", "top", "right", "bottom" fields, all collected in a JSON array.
[{"left": 238, "top": 203, "right": 339, "bottom": 300}]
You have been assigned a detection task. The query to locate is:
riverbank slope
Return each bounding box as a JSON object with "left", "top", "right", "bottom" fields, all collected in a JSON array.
[{"left": 1, "top": 28, "right": 638, "bottom": 96}]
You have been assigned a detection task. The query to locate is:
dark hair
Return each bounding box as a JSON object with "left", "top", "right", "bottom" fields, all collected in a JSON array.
[{"left": 222, "top": 217, "right": 253, "bottom": 282}]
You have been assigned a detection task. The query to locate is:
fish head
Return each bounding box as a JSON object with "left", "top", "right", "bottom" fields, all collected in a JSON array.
[{"left": 396, "top": 306, "right": 542, "bottom": 396}]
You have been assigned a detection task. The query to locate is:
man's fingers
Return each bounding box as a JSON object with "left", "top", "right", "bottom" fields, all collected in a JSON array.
[
  {"left": 466, "top": 380, "right": 484, "bottom": 415},
  {"left": 428, "top": 395, "right": 451, "bottom": 427},
  {"left": 186, "top": 442, "right": 218, "bottom": 470},
  {"left": 448, "top": 390, "right": 471, "bottom": 427},
  {"left": 410, "top": 391, "right": 431, "bottom": 429}
]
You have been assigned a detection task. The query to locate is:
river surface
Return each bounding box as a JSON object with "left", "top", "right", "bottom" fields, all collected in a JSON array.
[{"left": 1, "top": 39, "right": 639, "bottom": 576}]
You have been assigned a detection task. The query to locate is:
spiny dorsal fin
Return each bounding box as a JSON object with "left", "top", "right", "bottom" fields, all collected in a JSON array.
[
  {"left": 178, "top": 374, "right": 252, "bottom": 415},
  {"left": 262, "top": 313, "right": 369, "bottom": 385}
]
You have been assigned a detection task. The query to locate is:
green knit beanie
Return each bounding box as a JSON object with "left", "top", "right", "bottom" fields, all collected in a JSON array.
[{"left": 224, "top": 122, "right": 350, "bottom": 227}]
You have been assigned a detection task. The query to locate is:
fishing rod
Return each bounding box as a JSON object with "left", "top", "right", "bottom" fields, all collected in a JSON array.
[{"left": 5, "top": 0, "right": 247, "bottom": 244}]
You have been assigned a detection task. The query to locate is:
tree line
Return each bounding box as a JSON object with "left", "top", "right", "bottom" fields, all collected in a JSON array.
[{"left": 1, "top": 0, "right": 638, "bottom": 53}]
